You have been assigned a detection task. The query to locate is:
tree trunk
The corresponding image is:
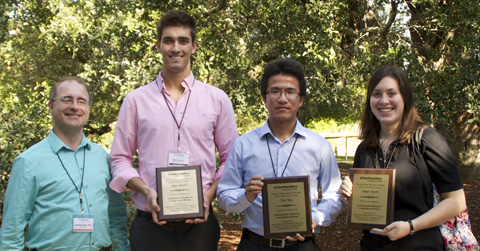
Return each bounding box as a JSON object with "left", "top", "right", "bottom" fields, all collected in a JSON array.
[{"left": 452, "top": 112, "right": 480, "bottom": 179}]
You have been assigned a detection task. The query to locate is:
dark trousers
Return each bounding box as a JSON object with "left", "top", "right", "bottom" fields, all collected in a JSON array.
[
  {"left": 236, "top": 229, "right": 321, "bottom": 251},
  {"left": 130, "top": 206, "right": 220, "bottom": 251}
]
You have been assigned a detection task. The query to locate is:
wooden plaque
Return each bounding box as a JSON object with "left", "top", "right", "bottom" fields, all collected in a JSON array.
[
  {"left": 262, "top": 176, "right": 312, "bottom": 238},
  {"left": 347, "top": 168, "right": 396, "bottom": 229},
  {"left": 156, "top": 165, "right": 204, "bottom": 221}
]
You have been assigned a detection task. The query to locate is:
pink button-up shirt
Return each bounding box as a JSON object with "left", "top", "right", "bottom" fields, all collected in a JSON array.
[{"left": 109, "top": 72, "right": 238, "bottom": 210}]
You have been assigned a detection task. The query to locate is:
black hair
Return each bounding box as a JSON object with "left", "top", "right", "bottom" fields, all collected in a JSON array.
[{"left": 260, "top": 58, "right": 306, "bottom": 96}]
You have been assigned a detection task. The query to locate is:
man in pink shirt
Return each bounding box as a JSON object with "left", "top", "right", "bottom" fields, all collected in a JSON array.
[{"left": 108, "top": 10, "right": 238, "bottom": 251}]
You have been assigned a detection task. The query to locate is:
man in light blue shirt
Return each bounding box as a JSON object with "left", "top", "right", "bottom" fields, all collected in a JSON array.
[
  {"left": 217, "top": 59, "right": 343, "bottom": 250},
  {"left": 0, "top": 77, "right": 130, "bottom": 251}
]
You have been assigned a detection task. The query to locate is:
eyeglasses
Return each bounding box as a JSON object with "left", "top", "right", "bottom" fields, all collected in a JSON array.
[
  {"left": 265, "top": 89, "right": 301, "bottom": 99},
  {"left": 52, "top": 96, "right": 89, "bottom": 106}
]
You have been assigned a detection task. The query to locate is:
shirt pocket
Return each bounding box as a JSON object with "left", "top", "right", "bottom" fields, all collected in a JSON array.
[{"left": 185, "top": 113, "right": 216, "bottom": 140}]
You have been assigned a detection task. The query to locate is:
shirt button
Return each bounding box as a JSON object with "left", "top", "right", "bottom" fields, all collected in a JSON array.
[{"left": 89, "top": 204, "right": 92, "bottom": 207}]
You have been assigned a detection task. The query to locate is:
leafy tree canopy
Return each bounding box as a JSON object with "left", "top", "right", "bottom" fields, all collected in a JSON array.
[{"left": 1, "top": 1, "right": 479, "bottom": 212}]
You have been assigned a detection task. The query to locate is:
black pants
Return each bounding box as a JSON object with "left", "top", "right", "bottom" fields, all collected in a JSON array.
[
  {"left": 130, "top": 206, "right": 220, "bottom": 251},
  {"left": 360, "top": 230, "right": 445, "bottom": 250},
  {"left": 236, "top": 230, "right": 321, "bottom": 251}
]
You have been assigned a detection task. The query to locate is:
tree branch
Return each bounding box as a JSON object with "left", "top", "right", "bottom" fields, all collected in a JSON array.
[{"left": 381, "top": 0, "right": 398, "bottom": 36}]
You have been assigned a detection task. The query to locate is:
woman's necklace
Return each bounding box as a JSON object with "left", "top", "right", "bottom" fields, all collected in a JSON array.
[
  {"left": 382, "top": 144, "right": 389, "bottom": 155},
  {"left": 376, "top": 142, "right": 397, "bottom": 169}
]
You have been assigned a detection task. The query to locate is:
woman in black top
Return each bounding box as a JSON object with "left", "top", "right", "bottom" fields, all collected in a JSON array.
[{"left": 339, "top": 66, "right": 466, "bottom": 250}]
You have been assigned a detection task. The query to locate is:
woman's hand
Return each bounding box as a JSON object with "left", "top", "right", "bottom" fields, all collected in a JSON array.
[
  {"left": 339, "top": 176, "right": 353, "bottom": 203},
  {"left": 370, "top": 221, "right": 411, "bottom": 241},
  {"left": 370, "top": 189, "right": 467, "bottom": 242}
]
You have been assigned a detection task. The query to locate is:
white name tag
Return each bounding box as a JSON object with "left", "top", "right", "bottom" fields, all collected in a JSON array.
[
  {"left": 168, "top": 152, "right": 189, "bottom": 166},
  {"left": 73, "top": 217, "right": 94, "bottom": 232}
]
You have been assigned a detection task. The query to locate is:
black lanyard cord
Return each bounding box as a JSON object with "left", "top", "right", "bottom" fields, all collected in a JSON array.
[
  {"left": 158, "top": 79, "right": 194, "bottom": 151},
  {"left": 57, "top": 148, "right": 86, "bottom": 215},
  {"left": 266, "top": 134, "right": 298, "bottom": 177}
]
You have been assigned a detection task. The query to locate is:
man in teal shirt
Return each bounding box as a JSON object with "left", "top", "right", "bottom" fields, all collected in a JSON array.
[{"left": 0, "top": 77, "right": 130, "bottom": 251}]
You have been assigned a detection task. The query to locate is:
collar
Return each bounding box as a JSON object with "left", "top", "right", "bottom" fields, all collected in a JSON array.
[
  {"left": 47, "top": 130, "right": 91, "bottom": 154},
  {"left": 156, "top": 71, "right": 195, "bottom": 92},
  {"left": 258, "top": 119, "right": 307, "bottom": 142}
]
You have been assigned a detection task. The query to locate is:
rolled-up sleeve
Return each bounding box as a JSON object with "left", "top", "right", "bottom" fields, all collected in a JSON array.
[
  {"left": 109, "top": 96, "right": 142, "bottom": 193},
  {"left": 213, "top": 93, "right": 238, "bottom": 181}
]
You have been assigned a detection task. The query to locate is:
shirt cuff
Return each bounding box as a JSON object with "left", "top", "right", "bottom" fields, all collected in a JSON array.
[{"left": 109, "top": 169, "right": 141, "bottom": 193}]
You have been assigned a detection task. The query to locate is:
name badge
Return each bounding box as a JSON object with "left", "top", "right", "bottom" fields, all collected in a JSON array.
[
  {"left": 168, "top": 152, "right": 189, "bottom": 166},
  {"left": 73, "top": 215, "right": 94, "bottom": 232}
]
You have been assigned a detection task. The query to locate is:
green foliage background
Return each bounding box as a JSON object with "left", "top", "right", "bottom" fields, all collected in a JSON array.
[{"left": 1, "top": 0, "right": 479, "bottom": 228}]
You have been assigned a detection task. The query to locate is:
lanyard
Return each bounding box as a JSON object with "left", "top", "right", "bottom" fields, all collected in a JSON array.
[
  {"left": 158, "top": 79, "right": 194, "bottom": 152},
  {"left": 266, "top": 134, "right": 298, "bottom": 177},
  {"left": 57, "top": 148, "right": 86, "bottom": 216}
]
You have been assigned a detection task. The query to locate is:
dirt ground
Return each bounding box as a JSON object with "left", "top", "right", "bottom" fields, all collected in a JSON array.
[{"left": 217, "top": 162, "right": 480, "bottom": 250}]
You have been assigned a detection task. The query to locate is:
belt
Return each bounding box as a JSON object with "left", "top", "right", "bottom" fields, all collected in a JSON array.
[
  {"left": 137, "top": 209, "right": 203, "bottom": 222},
  {"left": 137, "top": 209, "right": 152, "bottom": 219},
  {"left": 242, "top": 228, "right": 312, "bottom": 248}
]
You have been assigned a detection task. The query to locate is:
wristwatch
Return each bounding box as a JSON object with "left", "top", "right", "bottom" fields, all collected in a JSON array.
[{"left": 408, "top": 220, "right": 415, "bottom": 235}]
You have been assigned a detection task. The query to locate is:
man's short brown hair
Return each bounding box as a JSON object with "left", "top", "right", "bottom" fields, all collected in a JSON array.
[{"left": 156, "top": 10, "right": 197, "bottom": 43}]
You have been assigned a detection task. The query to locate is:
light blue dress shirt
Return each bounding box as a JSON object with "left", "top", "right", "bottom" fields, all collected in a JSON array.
[
  {"left": 0, "top": 130, "right": 130, "bottom": 251},
  {"left": 217, "top": 120, "right": 343, "bottom": 236}
]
